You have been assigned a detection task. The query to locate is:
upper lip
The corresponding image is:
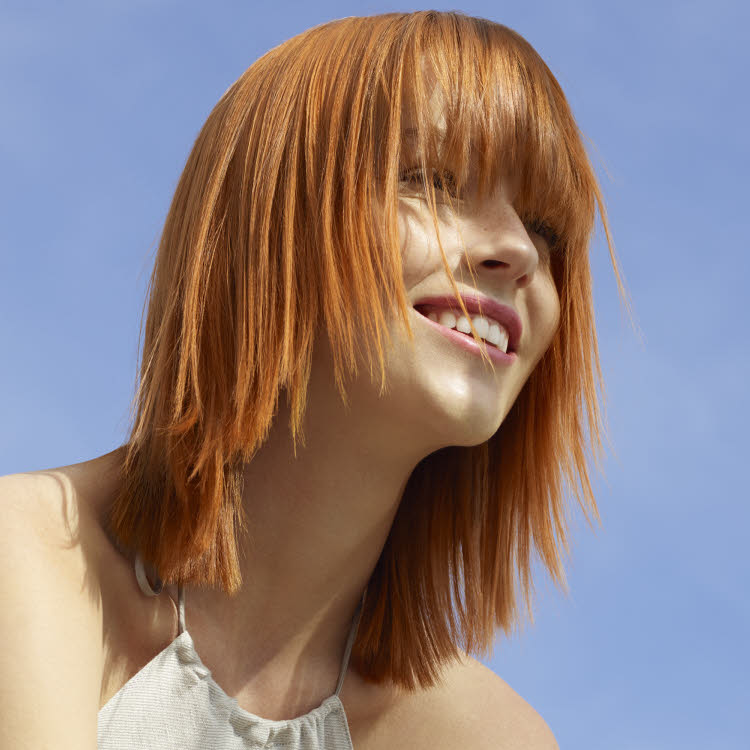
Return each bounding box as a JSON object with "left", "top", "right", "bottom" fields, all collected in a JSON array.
[{"left": 412, "top": 292, "right": 522, "bottom": 352}]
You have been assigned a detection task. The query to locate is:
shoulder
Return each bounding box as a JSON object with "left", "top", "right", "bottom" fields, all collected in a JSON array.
[
  {"left": 442, "top": 653, "right": 560, "bottom": 749},
  {"left": 0, "top": 462, "right": 109, "bottom": 743},
  {"left": 0, "top": 447, "right": 175, "bottom": 618},
  {"left": 352, "top": 652, "right": 558, "bottom": 750},
  {"left": 0, "top": 456, "right": 125, "bottom": 615},
  {"left": 0, "top": 450, "right": 123, "bottom": 562},
  {"left": 0, "top": 447, "right": 158, "bottom": 652},
  {"left": 0, "top": 463, "right": 95, "bottom": 563},
  {"left": 0, "top": 451, "right": 178, "bottom": 707}
]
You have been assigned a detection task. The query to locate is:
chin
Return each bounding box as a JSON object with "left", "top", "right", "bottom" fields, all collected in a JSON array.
[{"left": 428, "top": 402, "right": 507, "bottom": 450}]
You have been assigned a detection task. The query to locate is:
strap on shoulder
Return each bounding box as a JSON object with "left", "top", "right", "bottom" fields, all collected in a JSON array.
[
  {"left": 177, "top": 583, "right": 186, "bottom": 635},
  {"left": 334, "top": 585, "right": 367, "bottom": 697},
  {"left": 134, "top": 551, "right": 163, "bottom": 597}
]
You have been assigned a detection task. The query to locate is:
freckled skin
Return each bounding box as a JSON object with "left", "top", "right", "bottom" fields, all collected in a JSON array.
[
  {"left": 361, "top": 176, "right": 561, "bottom": 453},
  {"left": 345, "top": 79, "right": 561, "bottom": 453}
]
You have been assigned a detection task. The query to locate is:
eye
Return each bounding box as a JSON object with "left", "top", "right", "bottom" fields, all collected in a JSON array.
[
  {"left": 524, "top": 217, "right": 559, "bottom": 250},
  {"left": 399, "top": 167, "right": 459, "bottom": 199}
]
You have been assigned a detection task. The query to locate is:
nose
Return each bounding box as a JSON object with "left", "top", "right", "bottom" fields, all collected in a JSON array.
[{"left": 458, "top": 190, "right": 540, "bottom": 289}]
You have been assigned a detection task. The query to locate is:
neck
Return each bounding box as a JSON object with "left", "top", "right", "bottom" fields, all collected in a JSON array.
[{"left": 185, "top": 335, "right": 432, "bottom": 714}]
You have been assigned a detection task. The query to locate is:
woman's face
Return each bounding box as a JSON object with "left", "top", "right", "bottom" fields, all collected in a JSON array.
[
  {"left": 362, "top": 96, "right": 561, "bottom": 453},
  {"left": 372, "top": 161, "right": 561, "bottom": 452},
  {"left": 307, "top": 107, "right": 561, "bottom": 461}
]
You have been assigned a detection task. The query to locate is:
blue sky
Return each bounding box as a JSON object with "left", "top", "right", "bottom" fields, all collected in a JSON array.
[{"left": 1, "top": 2, "right": 748, "bottom": 747}]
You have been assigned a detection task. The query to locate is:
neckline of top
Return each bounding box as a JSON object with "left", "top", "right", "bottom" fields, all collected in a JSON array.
[
  {"left": 169, "top": 628, "right": 348, "bottom": 726},
  {"left": 133, "top": 551, "right": 366, "bottom": 699}
]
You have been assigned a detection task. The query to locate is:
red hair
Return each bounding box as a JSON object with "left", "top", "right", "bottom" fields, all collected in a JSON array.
[{"left": 106, "top": 11, "right": 633, "bottom": 690}]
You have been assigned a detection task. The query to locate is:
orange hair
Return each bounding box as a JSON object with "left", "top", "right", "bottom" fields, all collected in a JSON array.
[{"left": 107, "top": 11, "right": 633, "bottom": 690}]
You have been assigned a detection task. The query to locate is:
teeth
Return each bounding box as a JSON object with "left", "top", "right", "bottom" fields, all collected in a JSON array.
[
  {"left": 426, "top": 311, "right": 509, "bottom": 353},
  {"left": 487, "top": 321, "right": 509, "bottom": 352},
  {"left": 471, "top": 316, "right": 490, "bottom": 340},
  {"left": 436, "top": 310, "right": 458, "bottom": 329},
  {"left": 455, "top": 315, "right": 473, "bottom": 336}
]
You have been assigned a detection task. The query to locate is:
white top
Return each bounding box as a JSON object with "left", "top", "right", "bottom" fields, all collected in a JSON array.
[{"left": 97, "top": 553, "right": 364, "bottom": 749}]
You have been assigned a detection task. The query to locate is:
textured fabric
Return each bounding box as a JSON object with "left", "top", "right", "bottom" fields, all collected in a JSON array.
[{"left": 97, "top": 554, "right": 362, "bottom": 749}]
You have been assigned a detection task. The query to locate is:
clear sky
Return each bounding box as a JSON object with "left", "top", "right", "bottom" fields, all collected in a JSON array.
[{"left": 1, "top": 2, "right": 748, "bottom": 747}]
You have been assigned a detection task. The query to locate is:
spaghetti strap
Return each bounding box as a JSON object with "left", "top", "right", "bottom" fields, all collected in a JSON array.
[
  {"left": 177, "top": 583, "right": 186, "bottom": 635},
  {"left": 134, "top": 550, "right": 363, "bottom": 693},
  {"left": 334, "top": 586, "right": 367, "bottom": 697},
  {"left": 134, "top": 552, "right": 185, "bottom": 635},
  {"left": 134, "top": 551, "right": 163, "bottom": 597}
]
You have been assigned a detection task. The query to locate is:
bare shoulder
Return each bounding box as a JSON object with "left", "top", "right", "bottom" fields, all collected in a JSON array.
[
  {"left": 350, "top": 651, "right": 558, "bottom": 750},
  {"left": 444, "top": 653, "right": 560, "bottom": 749},
  {"left": 3, "top": 451, "right": 186, "bottom": 717},
  {"left": 0, "top": 454, "right": 123, "bottom": 618},
  {"left": 0, "top": 461, "right": 97, "bottom": 562},
  {"left": 0, "top": 446, "right": 160, "bottom": 625},
  {"left": 0, "top": 450, "right": 125, "bottom": 559},
  {"left": 0, "top": 447, "right": 139, "bottom": 655},
  {"left": 0, "top": 459, "right": 114, "bottom": 747}
]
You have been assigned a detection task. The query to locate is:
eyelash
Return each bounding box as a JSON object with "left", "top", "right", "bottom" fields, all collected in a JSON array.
[
  {"left": 524, "top": 218, "right": 559, "bottom": 250},
  {"left": 398, "top": 167, "right": 459, "bottom": 199},
  {"left": 398, "top": 168, "right": 560, "bottom": 250}
]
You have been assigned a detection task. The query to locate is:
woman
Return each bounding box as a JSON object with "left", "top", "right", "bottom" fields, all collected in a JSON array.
[{"left": 0, "top": 10, "right": 628, "bottom": 749}]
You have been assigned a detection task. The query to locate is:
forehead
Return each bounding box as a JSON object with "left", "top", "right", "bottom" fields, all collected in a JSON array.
[
  {"left": 396, "top": 53, "right": 574, "bottom": 214},
  {"left": 401, "top": 70, "right": 446, "bottom": 132},
  {"left": 387, "top": 28, "right": 594, "bottom": 251},
  {"left": 400, "top": 88, "right": 522, "bottom": 200}
]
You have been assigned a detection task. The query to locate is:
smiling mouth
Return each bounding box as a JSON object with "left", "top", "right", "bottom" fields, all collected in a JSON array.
[{"left": 413, "top": 305, "right": 514, "bottom": 354}]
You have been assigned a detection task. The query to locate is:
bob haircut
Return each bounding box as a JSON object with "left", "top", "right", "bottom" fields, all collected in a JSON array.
[{"left": 107, "top": 10, "right": 630, "bottom": 690}]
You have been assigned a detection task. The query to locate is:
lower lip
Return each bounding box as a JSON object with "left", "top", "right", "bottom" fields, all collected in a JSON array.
[{"left": 415, "top": 311, "right": 517, "bottom": 365}]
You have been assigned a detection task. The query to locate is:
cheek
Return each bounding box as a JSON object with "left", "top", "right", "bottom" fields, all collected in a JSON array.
[
  {"left": 397, "top": 204, "right": 447, "bottom": 288},
  {"left": 531, "top": 271, "right": 562, "bottom": 354},
  {"left": 548, "top": 279, "right": 562, "bottom": 336},
  {"left": 399, "top": 224, "right": 428, "bottom": 283}
]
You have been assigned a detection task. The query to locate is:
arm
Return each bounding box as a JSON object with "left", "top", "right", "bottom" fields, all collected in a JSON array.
[{"left": 0, "top": 473, "right": 103, "bottom": 749}]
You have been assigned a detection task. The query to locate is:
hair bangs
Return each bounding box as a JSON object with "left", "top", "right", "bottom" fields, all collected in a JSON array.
[{"left": 394, "top": 18, "right": 594, "bottom": 269}]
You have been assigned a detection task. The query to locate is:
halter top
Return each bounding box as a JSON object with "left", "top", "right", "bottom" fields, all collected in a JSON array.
[{"left": 97, "top": 553, "right": 365, "bottom": 749}]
